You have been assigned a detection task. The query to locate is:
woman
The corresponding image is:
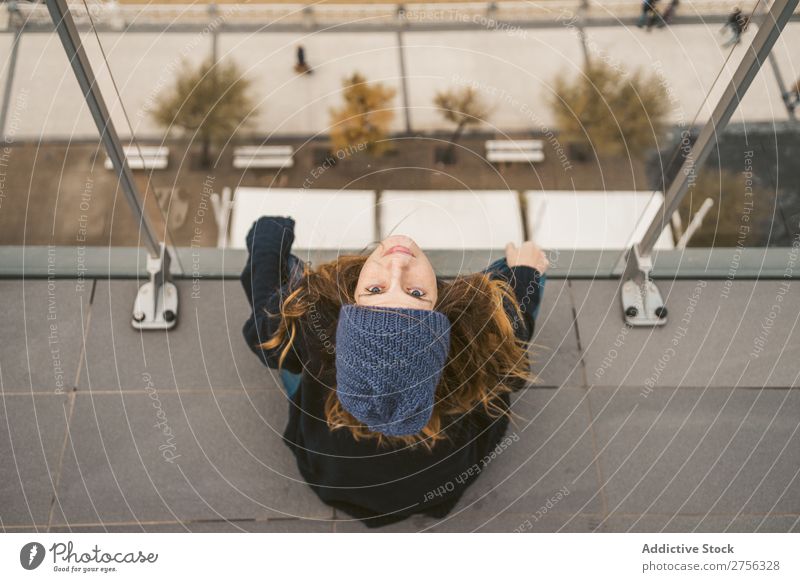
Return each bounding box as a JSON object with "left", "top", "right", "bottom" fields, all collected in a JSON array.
[{"left": 241, "top": 215, "right": 548, "bottom": 527}]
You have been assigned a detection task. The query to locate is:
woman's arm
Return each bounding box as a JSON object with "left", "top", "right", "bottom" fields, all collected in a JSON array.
[
  {"left": 503, "top": 242, "right": 548, "bottom": 343},
  {"left": 240, "top": 216, "right": 304, "bottom": 373},
  {"left": 504, "top": 265, "right": 544, "bottom": 343}
]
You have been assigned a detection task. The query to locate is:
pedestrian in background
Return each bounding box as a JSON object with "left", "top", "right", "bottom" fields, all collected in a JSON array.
[
  {"left": 295, "top": 44, "right": 312, "bottom": 75},
  {"left": 721, "top": 7, "right": 748, "bottom": 47},
  {"left": 659, "top": 0, "right": 679, "bottom": 26},
  {"left": 637, "top": 0, "right": 660, "bottom": 29},
  {"left": 785, "top": 79, "right": 800, "bottom": 115}
]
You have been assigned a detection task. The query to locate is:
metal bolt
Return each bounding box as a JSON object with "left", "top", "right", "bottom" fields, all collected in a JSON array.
[
  {"left": 625, "top": 306, "right": 638, "bottom": 318},
  {"left": 655, "top": 306, "right": 668, "bottom": 319},
  {"left": 164, "top": 310, "right": 176, "bottom": 323},
  {"left": 133, "top": 311, "right": 146, "bottom": 322}
]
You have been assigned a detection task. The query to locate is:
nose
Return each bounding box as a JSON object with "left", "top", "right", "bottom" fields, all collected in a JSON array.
[{"left": 386, "top": 255, "right": 411, "bottom": 287}]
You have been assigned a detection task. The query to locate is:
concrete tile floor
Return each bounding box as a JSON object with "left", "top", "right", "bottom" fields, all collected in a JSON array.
[
  {"left": 0, "top": 394, "right": 69, "bottom": 528},
  {"left": 50, "top": 390, "right": 333, "bottom": 526},
  {"left": 529, "top": 278, "right": 584, "bottom": 388},
  {"left": 589, "top": 386, "right": 800, "bottom": 517},
  {"left": 572, "top": 279, "right": 800, "bottom": 388},
  {"left": 1, "top": 278, "right": 798, "bottom": 532},
  {"left": 0, "top": 280, "right": 90, "bottom": 394},
  {"left": 77, "top": 280, "right": 284, "bottom": 392}
]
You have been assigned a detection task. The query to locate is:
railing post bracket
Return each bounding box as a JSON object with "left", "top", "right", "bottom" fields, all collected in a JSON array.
[
  {"left": 132, "top": 243, "right": 178, "bottom": 331},
  {"left": 620, "top": 244, "right": 667, "bottom": 327}
]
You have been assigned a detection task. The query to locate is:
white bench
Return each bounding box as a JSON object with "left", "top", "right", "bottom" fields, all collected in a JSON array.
[
  {"left": 233, "top": 145, "right": 294, "bottom": 169},
  {"left": 104, "top": 146, "right": 169, "bottom": 170},
  {"left": 486, "top": 139, "right": 545, "bottom": 164}
]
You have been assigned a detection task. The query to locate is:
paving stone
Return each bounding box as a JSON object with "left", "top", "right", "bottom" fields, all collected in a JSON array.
[
  {"left": 218, "top": 32, "right": 404, "bottom": 137},
  {"left": 403, "top": 29, "right": 584, "bottom": 131},
  {"left": 51, "top": 390, "right": 333, "bottom": 525},
  {"left": 51, "top": 519, "right": 334, "bottom": 533},
  {"left": 0, "top": 526, "right": 40, "bottom": 533},
  {"left": 10, "top": 33, "right": 92, "bottom": 139},
  {"left": 0, "top": 394, "right": 69, "bottom": 528},
  {"left": 334, "top": 388, "right": 599, "bottom": 531},
  {"left": 0, "top": 280, "right": 90, "bottom": 393},
  {"left": 90, "top": 32, "right": 214, "bottom": 139},
  {"left": 10, "top": 32, "right": 210, "bottom": 140},
  {"left": 454, "top": 387, "right": 602, "bottom": 516},
  {"left": 3, "top": 277, "right": 797, "bottom": 533},
  {"left": 602, "top": 513, "right": 800, "bottom": 533},
  {"left": 335, "top": 511, "right": 605, "bottom": 532},
  {"left": 573, "top": 279, "right": 800, "bottom": 388},
  {"left": 529, "top": 279, "right": 583, "bottom": 388},
  {"left": 78, "top": 280, "right": 283, "bottom": 391},
  {"left": 229, "top": 189, "right": 376, "bottom": 251},
  {"left": 442, "top": 511, "right": 610, "bottom": 533},
  {"left": 589, "top": 386, "right": 800, "bottom": 517},
  {"left": 380, "top": 190, "right": 523, "bottom": 249}
]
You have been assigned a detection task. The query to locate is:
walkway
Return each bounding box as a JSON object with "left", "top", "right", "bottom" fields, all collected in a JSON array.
[{"left": 1, "top": 274, "right": 798, "bottom": 532}]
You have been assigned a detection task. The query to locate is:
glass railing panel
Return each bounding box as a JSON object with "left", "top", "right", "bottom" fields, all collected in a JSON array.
[{"left": 1, "top": 0, "right": 797, "bottom": 276}]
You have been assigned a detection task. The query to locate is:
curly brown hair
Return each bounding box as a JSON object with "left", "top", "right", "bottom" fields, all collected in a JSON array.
[{"left": 260, "top": 255, "right": 534, "bottom": 450}]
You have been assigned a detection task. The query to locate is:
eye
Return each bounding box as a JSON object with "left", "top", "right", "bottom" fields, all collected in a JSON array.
[
  {"left": 408, "top": 288, "right": 425, "bottom": 298},
  {"left": 365, "top": 285, "right": 383, "bottom": 294}
]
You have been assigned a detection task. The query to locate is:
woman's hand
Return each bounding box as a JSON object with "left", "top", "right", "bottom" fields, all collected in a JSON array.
[
  {"left": 245, "top": 216, "right": 295, "bottom": 253},
  {"left": 505, "top": 241, "right": 549, "bottom": 274}
]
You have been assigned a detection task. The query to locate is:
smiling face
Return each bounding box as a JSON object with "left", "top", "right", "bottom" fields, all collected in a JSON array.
[{"left": 355, "top": 235, "right": 438, "bottom": 310}]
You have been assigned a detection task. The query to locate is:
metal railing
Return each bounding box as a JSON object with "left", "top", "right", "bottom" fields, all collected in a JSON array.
[
  {"left": 619, "top": 0, "right": 799, "bottom": 326},
  {"left": 45, "top": 0, "right": 179, "bottom": 330}
]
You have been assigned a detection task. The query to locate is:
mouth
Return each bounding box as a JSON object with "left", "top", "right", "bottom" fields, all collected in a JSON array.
[{"left": 383, "top": 245, "right": 414, "bottom": 258}]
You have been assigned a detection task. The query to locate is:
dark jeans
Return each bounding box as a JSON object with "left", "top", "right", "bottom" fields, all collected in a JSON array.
[{"left": 277, "top": 255, "right": 546, "bottom": 398}]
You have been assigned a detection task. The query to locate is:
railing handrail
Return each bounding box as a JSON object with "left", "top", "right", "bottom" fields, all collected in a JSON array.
[{"left": 3, "top": 245, "right": 798, "bottom": 280}]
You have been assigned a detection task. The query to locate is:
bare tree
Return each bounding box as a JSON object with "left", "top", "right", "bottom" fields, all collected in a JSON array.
[
  {"left": 329, "top": 72, "right": 397, "bottom": 156},
  {"left": 434, "top": 85, "right": 491, "bottom": 164},
  {"left": 151, "top": 59, "right": 256, "bottom": 168},
  {"left": 550, "top": 60, "right": 669, "bottom": 160}
]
